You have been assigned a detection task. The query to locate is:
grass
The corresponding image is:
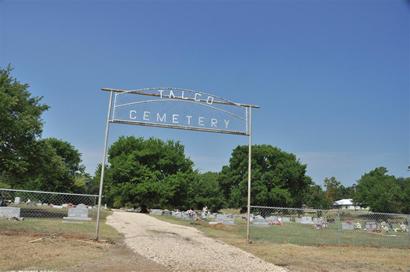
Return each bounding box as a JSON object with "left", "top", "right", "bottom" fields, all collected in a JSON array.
[
  {"left": 153, "top": 215, "right": 410, "bottom": 272},
  {"left": 157, "top": 215, "right": 410, "bottom": 249},
  {"left": 0, "top": 209, "right": 119, "bottom": 241},
  {"left": 249, "top": 221, "right": 410, "bottom": 249}
]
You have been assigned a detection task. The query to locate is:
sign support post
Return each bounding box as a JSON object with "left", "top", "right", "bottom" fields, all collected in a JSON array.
[
  {"left": 246, "top": 106, "right": 252, "bottom": 244},
  {"left": 95, "top": 91, "right": 113, "bottom": 240}
]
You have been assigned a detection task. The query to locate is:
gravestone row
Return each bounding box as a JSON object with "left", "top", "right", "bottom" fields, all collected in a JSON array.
[{"left": 0, "top": 204, "right": 92, "bottom": 221}]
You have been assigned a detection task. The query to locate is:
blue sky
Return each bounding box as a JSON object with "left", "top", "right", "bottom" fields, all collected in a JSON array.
[{"left": 1, "top": 0, "right": 409, "bottom": 186}]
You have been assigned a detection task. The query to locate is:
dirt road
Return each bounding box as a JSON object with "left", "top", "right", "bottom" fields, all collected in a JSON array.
[{"left": 107, "top": 211, "right": 286, "bottom": 272}]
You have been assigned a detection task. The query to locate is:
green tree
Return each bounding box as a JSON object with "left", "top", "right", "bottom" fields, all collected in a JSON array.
[
  {"left": 191, "top": 172, "right": 225, "bottom": 212},
  {"left": 99, "top": 136, "right": 194, "bottom": 209},
  {"left": 43, "top": 138, "right": 84, "bottom": 176},
  {"left": 24, "top": 138, "right": 83, "bottom": 192},
  {"left": 160, "top": 172, "right": 196, "bottom": 210},
  {"left": 218, "top": 145, "right": 312, "bottom": 209},
  {"left": 304, "top": 184, "right": 330, "bottom": 209},
  {"left": 0, "top": 66, "right": 49, "bottom": 184},
  {"left": 324, "top": 177, "right": 342, "bottom": 204},
  {"left": 323, "top": 177, "right": 356, "bottom": 206},
  {"left": 354, "top": 167, "right": 402, "bottom": 213},
  {"left": 397, "top": 177, "right": 410, "bottom": 214}
]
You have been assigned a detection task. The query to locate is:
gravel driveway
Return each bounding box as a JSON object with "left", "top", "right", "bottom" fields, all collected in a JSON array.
[{"left": 107, "top": 211, "right": 287, "bottom": 272}]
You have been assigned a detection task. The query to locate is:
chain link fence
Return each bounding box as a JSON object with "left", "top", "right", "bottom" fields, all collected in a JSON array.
[
  {"left": 0, "top": 188, "right": 106, "bottom": 239},
  {"left": 250, "top": 205, "right": 410, "bottom": 249}
]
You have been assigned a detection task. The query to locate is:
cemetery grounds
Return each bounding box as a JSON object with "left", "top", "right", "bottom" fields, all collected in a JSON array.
[
  {"left": 1, "top": 187, "right": 409, "bottom": 272},
  {"left": 0, "top": 189, "right": 167, "bottom": 271},
  {"left": 153, "top": 208, "right": 410, "bottom": 272},
  {"left": 0, "top": 210, "right": 170, "bottom": 271}
]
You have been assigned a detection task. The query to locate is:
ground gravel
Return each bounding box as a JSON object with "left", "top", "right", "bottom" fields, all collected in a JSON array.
[{"left": 107, "top": 211, "right": 287, "bottom": 272}]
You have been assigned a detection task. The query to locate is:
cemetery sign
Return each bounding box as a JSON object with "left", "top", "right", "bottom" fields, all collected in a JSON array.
[{"left": 96, "top": 87, "right": 259, "bottom": 243}]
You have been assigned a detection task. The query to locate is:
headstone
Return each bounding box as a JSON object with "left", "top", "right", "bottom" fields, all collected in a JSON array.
[
  {"left": 222, "top": 218, "right": 235, "bottom": 225},
  {"left": 252, "top": 215, "right": 269, "bottom": 226},
  {"left": 313, "top": 218, "right": 328, "bottom": 229},
  {"left": 342, "top": 221, "right": 354, "bottom": 230},
  {"left": 365, "top": 221, "right": 377, "bottom": 231},
  {"left": 181, "top": 212, "right": 191, "bottom": 220},
  {"left": 149, "top": 209, "right": 163, "bottom": 216},
  {"left": 163, "top": 210, "right": 172, "bottom": 216},
  {"left": 282, "top": 217, "right": 291, "bottom": 223},
  {"left": 0, "top": 207, "right": 21, "bottom": 219},
  {"left": 300, "top": 216, "right": 314, "bottom": 224},
  {"left": 172, "top": 211, "right": 181, "bottom": 218},
  {"left": 266, "top": 216, "right": 281, "bottom": 225},
  {"left": 14, "top": 197, "right": 21, "bottom": 205},
  {"left": 63, "top": 204, "right": 91, "bottom": 221},
  {"left": 214, "top": 214, "right": 235, "bottom": 225}
]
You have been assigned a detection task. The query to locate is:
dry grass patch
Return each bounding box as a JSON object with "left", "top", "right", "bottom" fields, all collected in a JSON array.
[{"left": 0, "top": 218, "right": 168, "bottom": 272}]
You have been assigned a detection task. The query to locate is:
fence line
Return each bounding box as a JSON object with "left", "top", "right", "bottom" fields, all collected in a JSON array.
[
  {"left": 249, "top": 205, "right": 410, "bottom": 249},
  {"left": 0, "top": 188, "right": 99, "bottom": 197},
  {"left": 0, "top": 188, "right": 109, "bottom": 240}
]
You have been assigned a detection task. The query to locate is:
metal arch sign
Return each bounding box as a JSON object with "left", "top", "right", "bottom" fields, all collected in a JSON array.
[
  {"left": 101, "top": 87, "right": 258, "bottom": 136},
  {"left": 95, "top": 87, "right": 258, "bottom": 244}
]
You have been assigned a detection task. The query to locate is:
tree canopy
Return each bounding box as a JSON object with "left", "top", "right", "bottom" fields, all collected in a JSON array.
[
  {"left": 323, "top": 177, "right": 355, "bottom": 206},
  {"left": 0, "top": 66, "right": 84, "bottom": 192},
  {"left": 354, "top": 167, "right": 406, "bottom": 213},
  {"left": 99, "top": 136, "right": 195, "bottom": 209},
  {"left": 218, "top": 145, "right": 312, "bottom": 209},
  {"left": 0, "top": 66, "right": 49, "bottom": 184}
]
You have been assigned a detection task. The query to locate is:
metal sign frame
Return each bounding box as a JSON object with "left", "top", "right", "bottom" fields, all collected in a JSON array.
[{"left": 95, "top": 88, "right": 259, "bottom": 243}]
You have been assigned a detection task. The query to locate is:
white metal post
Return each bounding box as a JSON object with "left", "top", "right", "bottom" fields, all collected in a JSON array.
[
  {"left": 246, "top": 106, "right": 252, "bottom": 244},
  {"left": 95, "top": 91, "right": 113, "bottom": 240}
]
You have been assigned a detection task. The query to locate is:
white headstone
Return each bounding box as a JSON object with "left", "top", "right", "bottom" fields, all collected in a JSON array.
[
  {"left": 172, "top": 211, "right": 181, "bottom": 218},
  {"left": 0, "top": 207, "right": 21, "bottom": 219},
  {"left": 300, "top": 216, "right": 314, "bottom": 224},
  {"left": 216, "top": 214, "right": 226, "bottom": 222},
  {"left": 342, "top": 222, "right": 354, "bottom": 230},
  {"left": 163, "top": 210, "right": 172, "bottom": 216},
  {"left": 252, "top": 215, "right": 269, "bottom": 226},
  {"left": 149, "top": 209, "right": 163, "bottom": 216},
  {"left": 214, "top": 214, "right": 235, "bottom": 225},
  {"left": 63, "top": 204, "right": 91, "bottom": 221},
  {"left": 14, "top": 197, "right": 21, "bottom": 205},
  {"left": 282, "top": 217, "right": 291, "bottom": 223},
  {"left": 181, "top": 212, "right": 190, "bottom": 220},
  {"left": 222, "top": 218, "right": 235, "bottom": 225},
  {"left": 266, "top": 216, "right": 282, "bottom": 225},
  {"left": 365, "top": 221, "right": 377, "bottom": 231}
]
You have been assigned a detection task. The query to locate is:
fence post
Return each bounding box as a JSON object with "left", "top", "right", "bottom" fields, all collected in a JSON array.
[
  {"left": 336, "top": 209, "right": 341, "bottom": 246},
  {"left": 408, "top": 215, "right": 410, "bottom": 248}
]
